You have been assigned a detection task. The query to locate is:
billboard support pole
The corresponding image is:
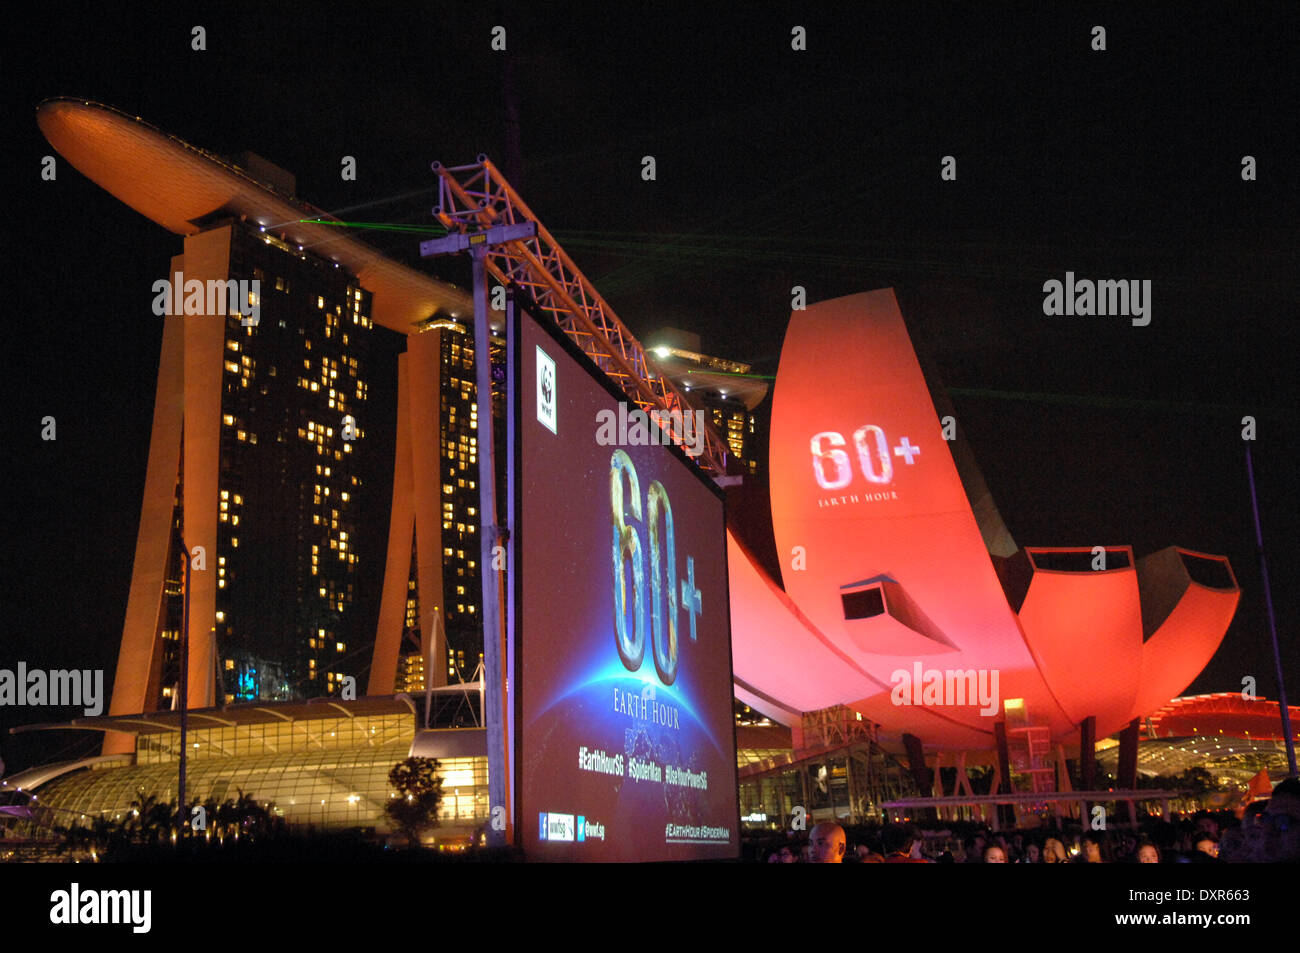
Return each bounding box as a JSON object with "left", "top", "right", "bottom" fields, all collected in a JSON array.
[
  {"left": 470, "top": 247, "right": 509, "bottom": 848},
  {"left": 421, "top": 221, "right": 535, "bottom": 849}
]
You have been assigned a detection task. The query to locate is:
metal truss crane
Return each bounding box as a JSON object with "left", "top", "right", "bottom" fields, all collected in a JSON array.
[{"left": 422, "top": 155, "right": 730, "bottom": 475}]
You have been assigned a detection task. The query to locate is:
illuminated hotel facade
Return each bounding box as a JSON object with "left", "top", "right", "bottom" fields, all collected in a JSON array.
[
  {"left": 646, "top": 328, "right": 768, "bottom": 478},
  {"left": 134, "top": 217, "right": 377, "bottom": 714},
  {"left": 34, "top": 99, "right": 486, "bottom": 757}
]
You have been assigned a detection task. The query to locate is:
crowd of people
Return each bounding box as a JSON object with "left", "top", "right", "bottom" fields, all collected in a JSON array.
[{"left": 752, "top": 778, "right": 1300, "bottom": 863}]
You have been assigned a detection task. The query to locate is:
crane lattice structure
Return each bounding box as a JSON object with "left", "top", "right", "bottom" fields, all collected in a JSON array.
[{"left": 427, "top": 156, "right": 729, "bottom": 475}]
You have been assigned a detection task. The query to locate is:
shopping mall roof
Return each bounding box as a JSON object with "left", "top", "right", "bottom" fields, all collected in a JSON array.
[{"left": 9, "top": 695, "right": 420, "bottom": 737}]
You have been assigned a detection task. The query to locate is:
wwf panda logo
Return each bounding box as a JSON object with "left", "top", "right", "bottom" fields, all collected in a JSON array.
[{"left": 540, "top": 365, "right": 553, "bottom": 407}]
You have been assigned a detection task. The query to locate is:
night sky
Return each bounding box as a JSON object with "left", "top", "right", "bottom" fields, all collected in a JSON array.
[{"left": 4, "top": 2, "right": 1296, "bottom": 774}]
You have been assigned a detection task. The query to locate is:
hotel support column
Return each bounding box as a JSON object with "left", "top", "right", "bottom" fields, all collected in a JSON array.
[
  {"left": 369, "top": 329, "right": 448, "bottom": 694},
  {"left": 369, "top": 354, "right": 414, "bottom": 695},
  {"left": 178, "top": 227, "right": 232, "bottom": 709},
  {"left": 103, "top": 271, "right": 186, "bottom": 755}
]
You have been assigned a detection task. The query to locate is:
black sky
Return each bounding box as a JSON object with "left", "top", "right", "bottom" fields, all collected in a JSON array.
[{"left": 4, "top": 2, "right": 1297, "bottom": 772}]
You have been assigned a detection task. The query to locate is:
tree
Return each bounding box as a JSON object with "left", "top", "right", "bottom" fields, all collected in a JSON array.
[
  {"left": 385, "top": 757, "right": 443, "bottom": 848},
  {"left": 127, "top": 789, "right": 174, "bottom": 846}
]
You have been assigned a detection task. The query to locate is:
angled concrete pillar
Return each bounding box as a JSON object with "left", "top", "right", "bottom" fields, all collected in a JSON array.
[{"left": 370, "top": 331, "right": 448, "bottom": 695}]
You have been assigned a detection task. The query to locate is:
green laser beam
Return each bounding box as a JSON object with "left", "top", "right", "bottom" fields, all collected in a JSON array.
[{"left": 298, "top": 219, "right": 448, "bottom": 235}]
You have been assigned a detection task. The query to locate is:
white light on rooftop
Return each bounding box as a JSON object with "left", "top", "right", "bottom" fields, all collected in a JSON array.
[{"left": 653, "top": 346, "right": 670, "bottom": 358}]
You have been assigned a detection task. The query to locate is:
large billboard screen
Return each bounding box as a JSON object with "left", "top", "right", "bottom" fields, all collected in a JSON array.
[{"left": 514, "top": 304, "right": 738, "bottom": 861}]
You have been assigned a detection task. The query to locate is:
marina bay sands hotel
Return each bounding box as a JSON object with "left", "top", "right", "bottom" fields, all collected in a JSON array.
[{"left": 39, "top": 99, "right": 517, "bottom": 754}]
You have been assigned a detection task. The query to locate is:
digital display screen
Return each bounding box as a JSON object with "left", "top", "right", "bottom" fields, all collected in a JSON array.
[{"left": 514, "top": 305, "right": 739, "bottom": 862}]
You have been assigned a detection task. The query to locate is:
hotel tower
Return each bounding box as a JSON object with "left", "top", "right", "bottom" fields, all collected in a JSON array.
[{"left": 37, "top": 99, "right": 497, "bottom": 754}]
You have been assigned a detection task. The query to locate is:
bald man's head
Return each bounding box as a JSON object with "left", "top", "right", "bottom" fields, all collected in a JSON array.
[{"left": 809, "top": 822, "right": 846, "bottom": 863}]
